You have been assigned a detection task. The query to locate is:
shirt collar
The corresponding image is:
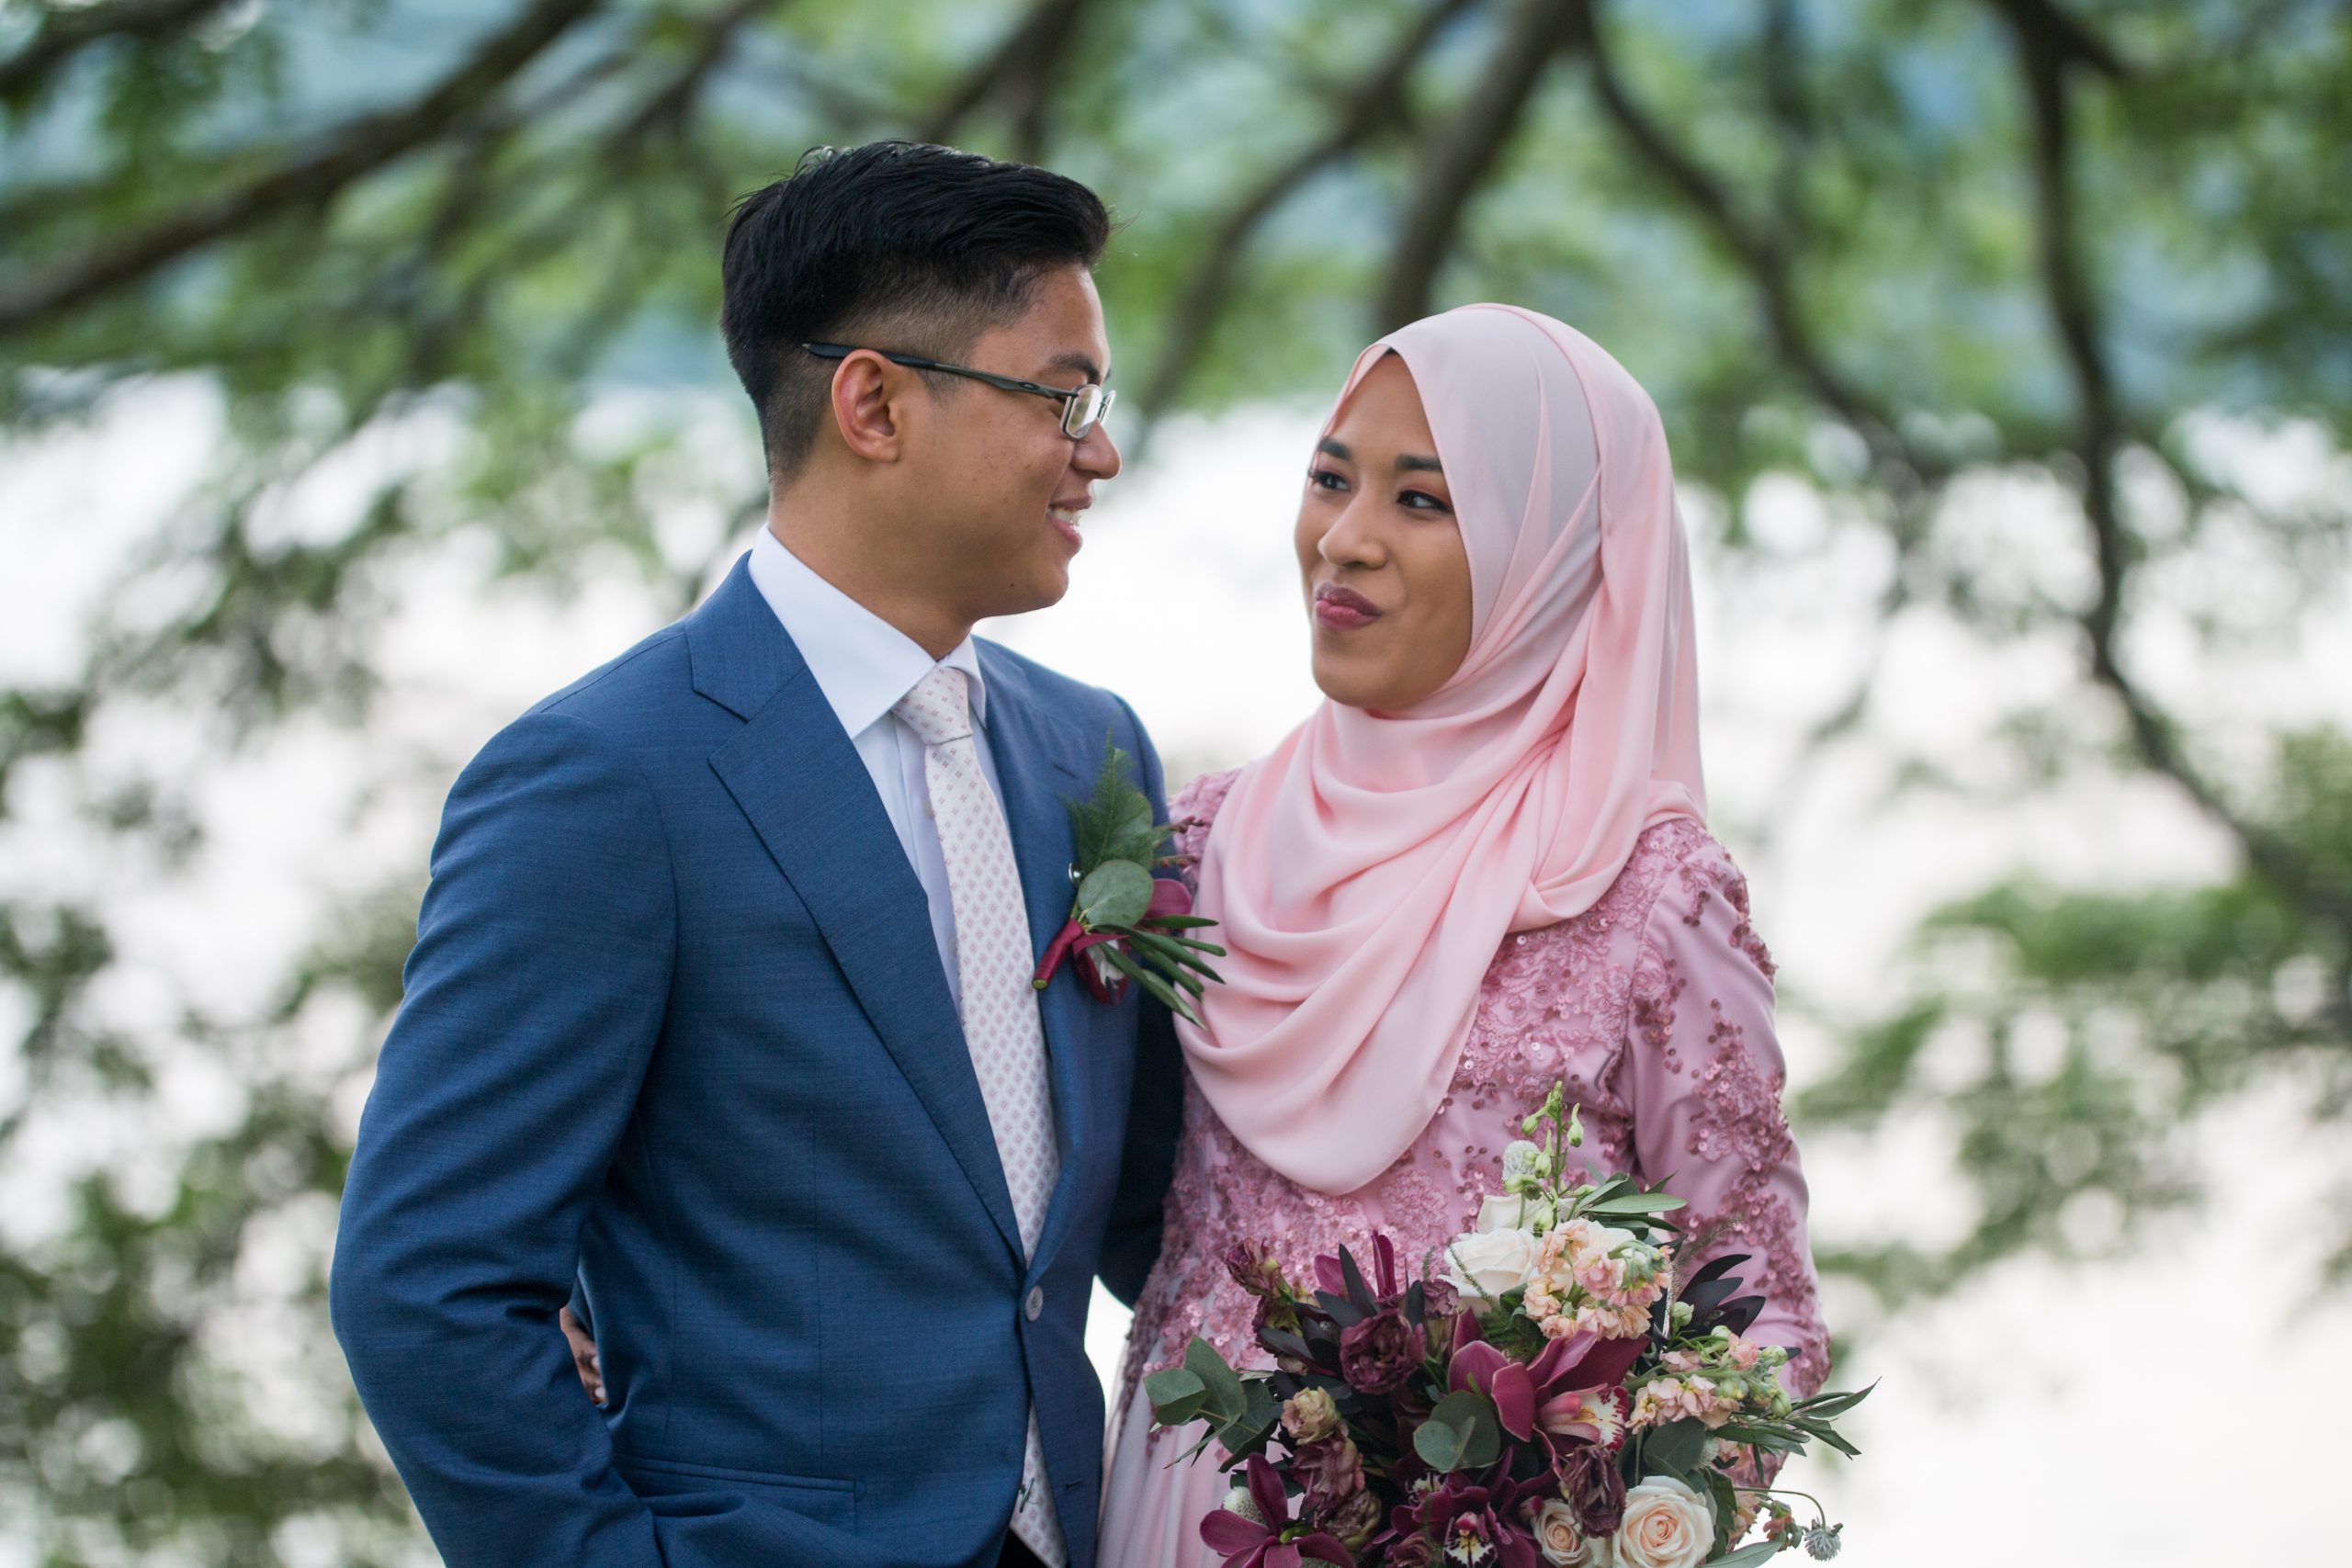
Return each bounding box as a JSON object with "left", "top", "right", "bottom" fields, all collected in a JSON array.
[{"left": 746, "top": 527, "right": 989, "bottom": 739}]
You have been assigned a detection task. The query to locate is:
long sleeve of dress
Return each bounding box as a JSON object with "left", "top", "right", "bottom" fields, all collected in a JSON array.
[{"left": 1623, "top": 834, "right": 1831, "bottom": 1403}]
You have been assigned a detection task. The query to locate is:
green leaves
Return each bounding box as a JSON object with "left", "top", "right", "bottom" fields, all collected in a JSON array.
[
  {"left": 1144, "top": 1337, "right": 1280, "bottom": 1464},
  {"left": 1411, "top": 1389, "right": 1503, "bottom": 1472},
  {"left": 1634, "top": 1416, "right": 1711, "bottom": 1483},
  {"left": 1075, "top": 861, "right": 1154, "bottom": 930},
  {"left": 1065, "top": 740, "right": 1166, "bottom": 874}
]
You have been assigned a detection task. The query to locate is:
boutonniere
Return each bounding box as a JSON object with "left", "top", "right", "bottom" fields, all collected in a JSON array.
[{"left": 1031, "top": 739, "right": 1226, "bottom": 1025}]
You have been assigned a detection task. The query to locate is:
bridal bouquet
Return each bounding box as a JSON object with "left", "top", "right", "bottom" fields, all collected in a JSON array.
[{"left": 1146, "top": 1086, "right": 1869, "bottom": 1568}]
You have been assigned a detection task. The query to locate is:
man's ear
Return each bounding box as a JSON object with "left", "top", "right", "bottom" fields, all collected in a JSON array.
[{"left": 827, "top": 350, "right": 911, "bottom": 463}]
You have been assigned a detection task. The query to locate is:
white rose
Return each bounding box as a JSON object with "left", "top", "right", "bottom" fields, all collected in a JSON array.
[
  {"left": 1476, "top": 1192, "right": 1532, "bottom": 1234},
  {"left": 1533, "top": 1498, "right": 1614, "bottom": 1568},
  {"left": 1444, "top": 1226, "right": 1539, "bottom": 1303},
  {"left": 1614, "top": 1477, "right": 1715, "bottom": 1568}
]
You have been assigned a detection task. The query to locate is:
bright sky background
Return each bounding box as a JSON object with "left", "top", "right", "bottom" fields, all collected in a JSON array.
[{"left": 4, "top": 381, "right": 2346, "bottom": 1563}]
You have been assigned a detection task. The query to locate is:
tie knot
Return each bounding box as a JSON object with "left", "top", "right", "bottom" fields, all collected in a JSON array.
[{"left": 894, "top": 665, "right": 973, "bottom": 748}]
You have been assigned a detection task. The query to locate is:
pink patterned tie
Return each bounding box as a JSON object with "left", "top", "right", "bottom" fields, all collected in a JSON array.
[{"left": 892, "top": 666, "right": 1065, "bottom": 1566}]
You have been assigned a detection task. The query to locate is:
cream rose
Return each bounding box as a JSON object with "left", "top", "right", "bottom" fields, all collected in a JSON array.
[
  {"left": 1444, "top": 1225, "right": 1539, "bottom": 1304},
  {"left": 1533, "top": 1498, "right": 1613, "bottom": 1568},
  {"left": 1613, "top": 1476, "right": 1714, "bottom": 1568}
]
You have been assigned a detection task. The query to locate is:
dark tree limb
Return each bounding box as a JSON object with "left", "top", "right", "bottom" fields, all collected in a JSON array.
[
  {"left": 1136, "top": 0, "right": 1478, "bottom": 428},
  {"left": 1372, "top": 0, "right": 1584, "bottom": 333},
  {"left": 605, "top": 0, "right": 786, "bottom": 152},
  {"left": 0, "top": 0, "right": 603, "bottom": 340},
  {"left": 1984, "top": 0, "right": 2132, "bottom": 80},
  {"left": 1581, "top": 0, "right": 1942, "bottom": 491},
  {"left": 916, "top": 0, "right": 1092, "bottom": 148},
  {"left": 0, "top": 0, "right": 235, "bottom": 102},
  {"left": 1995, "top": 4, "right": 2351, "bottom": 937}
]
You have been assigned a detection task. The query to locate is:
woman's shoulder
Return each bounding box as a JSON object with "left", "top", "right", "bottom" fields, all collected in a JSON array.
[
  {"left": 1591, "top": 818, "right": 1760, "bottom": 934},
  {"left": 1613, "top": 816, "right": 1775, "bottom": 978}
]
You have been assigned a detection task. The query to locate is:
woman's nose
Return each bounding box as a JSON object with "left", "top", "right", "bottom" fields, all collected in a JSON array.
[{"left": 1318, "top": 498, "right": 1385, "bottom": 569}]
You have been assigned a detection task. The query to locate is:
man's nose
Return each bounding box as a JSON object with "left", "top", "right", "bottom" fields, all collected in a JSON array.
[{"left": 1074, "top": 420, "right": 1122, "bottom": 480}]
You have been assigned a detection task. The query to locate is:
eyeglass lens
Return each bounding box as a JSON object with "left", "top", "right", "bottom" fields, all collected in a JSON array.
[{"left": 1062, "top": 385, "right": 1110, "bottom": 439}]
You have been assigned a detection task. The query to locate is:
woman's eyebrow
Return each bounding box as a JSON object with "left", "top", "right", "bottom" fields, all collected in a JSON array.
[
  {"left": 1317, "top": 437, "right": 1352, "bottom": 461},
  {"left": 1396, "top": 453, "right": 1443, "bottom": 474}
]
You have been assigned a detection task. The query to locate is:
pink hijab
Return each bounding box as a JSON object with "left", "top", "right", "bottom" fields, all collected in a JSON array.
[{"left": 1175, "top": 304, "right": 1708, "bottom": 1196}]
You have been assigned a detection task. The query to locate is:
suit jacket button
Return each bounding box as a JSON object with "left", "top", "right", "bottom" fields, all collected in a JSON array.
[{"left": 1024, "top": 1286, "right": 1045, "bottom": 1322}]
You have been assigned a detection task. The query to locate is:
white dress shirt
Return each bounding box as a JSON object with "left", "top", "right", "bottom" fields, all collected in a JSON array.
[{"left": 746, "top": 527, "right": 1008, "bottom": 1011}]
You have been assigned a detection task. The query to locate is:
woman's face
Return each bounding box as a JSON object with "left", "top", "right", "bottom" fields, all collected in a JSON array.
[{"left": 1294, "top": 352, "right": 1475, "bottom": 713}]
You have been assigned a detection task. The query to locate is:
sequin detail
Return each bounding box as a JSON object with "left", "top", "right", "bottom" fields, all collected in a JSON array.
[{"left": 1118, "top": 776, "right": 1830, "bottom": 1430}]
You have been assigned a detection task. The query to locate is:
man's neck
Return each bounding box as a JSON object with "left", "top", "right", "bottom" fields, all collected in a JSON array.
[{"left": 764, "top": 513, "right": 972, "bottom": 663}]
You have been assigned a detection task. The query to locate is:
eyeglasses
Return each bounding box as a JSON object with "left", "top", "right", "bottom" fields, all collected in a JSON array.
[{"left": 803, "top": 342, "right": 1114, "bottom": 440}]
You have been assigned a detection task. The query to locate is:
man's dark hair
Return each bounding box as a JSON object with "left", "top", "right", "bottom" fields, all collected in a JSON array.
[{"left": 721, "top": 141, "right": 1112, "bottom": 478}]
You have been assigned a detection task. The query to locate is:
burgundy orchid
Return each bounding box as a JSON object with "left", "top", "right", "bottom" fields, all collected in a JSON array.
[
  {"left": 1403, "top": 1471, "right": 1545, "bottom": 1568},
  {"left": 1523, "top": 1331, "right": 1645, "bottom": 1454},
  {"left": 1199, "top": 1456, "right": 1359, "bottom": 1568}
]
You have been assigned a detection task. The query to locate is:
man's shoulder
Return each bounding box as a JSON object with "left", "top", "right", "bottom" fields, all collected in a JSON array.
[{"left": 523, "top": 622, "right": 697, "bottom": 733}]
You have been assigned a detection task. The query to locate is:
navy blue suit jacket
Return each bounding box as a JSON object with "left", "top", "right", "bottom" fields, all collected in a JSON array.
[{"left": 331, "top": 555, "right": 1185, "bottom": 1567}]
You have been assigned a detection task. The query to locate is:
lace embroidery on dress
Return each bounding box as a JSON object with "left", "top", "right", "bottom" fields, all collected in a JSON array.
[{"left": 1115, "top": 783, "right": 1829, "bottom": 1434}]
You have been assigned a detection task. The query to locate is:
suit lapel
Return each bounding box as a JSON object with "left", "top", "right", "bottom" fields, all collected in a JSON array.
[
  {"left": 978, "top": 643, "right": 1101, "bottom": 1280},
  {"left": 693, "top": 560, "right": 1024, "bottom": 1263}
]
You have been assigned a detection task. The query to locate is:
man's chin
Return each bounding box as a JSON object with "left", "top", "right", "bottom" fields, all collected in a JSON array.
[{"left": 970, "top": 570, "right": 1070, "bottom": 629}]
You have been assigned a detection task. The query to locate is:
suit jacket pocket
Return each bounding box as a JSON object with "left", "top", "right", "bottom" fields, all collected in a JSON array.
[{"left": 616, "top": 1454, "right": 855, "bottom": 1533}]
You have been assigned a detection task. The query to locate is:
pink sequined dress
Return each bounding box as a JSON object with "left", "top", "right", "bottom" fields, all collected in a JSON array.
[{"left": 1095, "top": 769, "right": 1831, "bottom": 1567}]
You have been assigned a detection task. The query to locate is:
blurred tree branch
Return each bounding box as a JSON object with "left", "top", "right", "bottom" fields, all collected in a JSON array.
[
  {"left": 919, "top": 0, "right": 1096, "bottom": 156},
  {"left": 1, "top": 3, "right": 2348, "bottom": 1557},
  {"left": 0, "top": 0, "right": 237, "bottom": 103},
  {"left": 0, "top": 0, "right": 603, "bottom": 336},
  {"left": 1580, "top": 0, "right": 1943, "bottom": 495},
  {"left": 1373, "top": 0, "right": 1583, "bottom": 332},
  {"left": 1139, "top": 0, "right": 1477, "bottom": 427},
  {"left": 1994, "top": 0, "right": 2352, "bottom": 955}
]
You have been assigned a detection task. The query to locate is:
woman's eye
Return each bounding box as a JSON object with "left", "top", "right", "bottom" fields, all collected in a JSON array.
[
  {"left": 1399, "top": 488, "right": 1451, "bottom": 513},
  {"left": 1307, "top": 468, "right": 1348, "bottom": 491}
]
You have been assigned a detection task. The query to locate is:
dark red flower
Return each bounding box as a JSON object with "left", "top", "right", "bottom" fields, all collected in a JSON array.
[
  {"left": 1225, "top": 1239, "right": 1283, "bottom": 1297},
  {"left": 1143, "top": 877, "right": 1194, "bottom": 922},
  {"left": 1292, "top": 1435, "right": 1364, "bottom": 1510},
  {"left": 1383, "top": 1533, "right": 1437, "bottom": 1568},
  {"left": 1315, "top": 1490, "right": 1383, "bottom": 1553},
  {"left": 1198, "top": 1455, "right": 1358, "bottom": 1568},
  {"left": 1555, "top": 1443, "right": 1627, "bottom": 1539},
  {"left": 1408, "top": 1473, "right": 1543, "bottom": 1568},
  {"left": 1338, "top": 1309, "right": 1420, "bottom": 1394}
]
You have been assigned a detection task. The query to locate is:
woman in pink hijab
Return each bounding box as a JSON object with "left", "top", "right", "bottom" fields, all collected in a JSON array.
[{"left": 1097, "top": 305, "right": 1829, "bottom": 1564}]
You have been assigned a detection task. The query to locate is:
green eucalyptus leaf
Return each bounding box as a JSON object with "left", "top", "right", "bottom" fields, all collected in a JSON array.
[
  {"left": 1076, "top": 860, "right": 1155, "bottom": 929},
  {"left": 1414, "top": 1390, "right": 1502, "bottom": 1472}
]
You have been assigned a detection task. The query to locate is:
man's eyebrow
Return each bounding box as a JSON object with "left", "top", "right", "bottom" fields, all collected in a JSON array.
[
  {"left": 1046, "top": 351, "right": 1107, "bottom": 383},
  {"left": 1396, "top": 453, "right": 1443, "bottom": 474}
]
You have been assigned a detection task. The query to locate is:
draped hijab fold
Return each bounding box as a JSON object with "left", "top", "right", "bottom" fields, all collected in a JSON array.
[{"left": 1173, "top": 305, "right": 1708, "bottom": 1195}]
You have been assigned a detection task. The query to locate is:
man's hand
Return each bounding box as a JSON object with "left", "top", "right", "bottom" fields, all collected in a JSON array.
[{"left": 560, "top": 1304, "right": 605, "bottom": 1405}]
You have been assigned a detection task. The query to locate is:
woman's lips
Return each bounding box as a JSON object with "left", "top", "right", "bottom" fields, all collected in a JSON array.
[{"left": 1313, "top": 584, "right": 1383, "bottom": 630}]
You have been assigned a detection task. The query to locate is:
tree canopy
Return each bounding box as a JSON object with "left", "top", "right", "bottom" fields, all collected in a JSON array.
[{"left": 2, "top": 1, "right": 2346, "bottom": 1559}]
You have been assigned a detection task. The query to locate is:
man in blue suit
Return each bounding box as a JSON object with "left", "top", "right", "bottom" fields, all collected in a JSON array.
[{"left": 330, "top": 141, "right": 1185, "bottom": 1568}]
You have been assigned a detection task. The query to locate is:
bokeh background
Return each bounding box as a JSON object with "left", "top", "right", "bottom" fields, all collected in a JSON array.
[{"left": 4, "top": 1, "right": 2349, "bottom": 1563}]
